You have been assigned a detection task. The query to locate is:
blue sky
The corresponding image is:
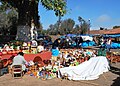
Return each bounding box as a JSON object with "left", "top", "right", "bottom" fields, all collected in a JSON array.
[{"left": 39, "top": 0, "right": 120, "bottom": 30}]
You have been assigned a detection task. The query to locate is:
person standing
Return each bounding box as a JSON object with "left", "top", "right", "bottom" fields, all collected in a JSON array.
[{"left": 106, "top": 38, "right": 112, "bottom": 51}]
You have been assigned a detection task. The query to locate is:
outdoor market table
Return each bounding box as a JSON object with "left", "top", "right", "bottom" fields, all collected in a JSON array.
[{"left": 1, "top": 51, "right": 52, "bottom": 62}]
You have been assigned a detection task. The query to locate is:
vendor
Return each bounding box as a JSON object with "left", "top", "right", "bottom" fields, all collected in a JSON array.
[
  {"left": 37, "top": 42, "right": 44, "bottom": 53},
  {"left": 31, "top": 40, "right": 38, "bottom": 47},
  {"left": 106, "top": 38, "right": 112, "bottom": 51},
  {"left": 0, "top": 58, "right": 9, "bottom": 76},
  {"left": 11, "top": 52, "right": 27, "bottom": 73}
]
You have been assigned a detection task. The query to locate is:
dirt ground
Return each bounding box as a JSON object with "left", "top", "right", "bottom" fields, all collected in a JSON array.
[{"left": 0, "top": 62, "right": 120, "bottom": 86}]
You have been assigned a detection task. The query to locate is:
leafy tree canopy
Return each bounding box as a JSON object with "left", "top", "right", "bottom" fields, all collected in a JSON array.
[
  {"left": 47, "top": 18, "right": 75, "bottom": 35},
  {"left": 0, "top": 3, "right": 18, "bottom": 35},
  {"left": 41, "top": 0, "right": 67, "bottom": 16},
  {"left": 0, "top": 0, "right": 67, "bottom": 17},
  {"left": 78, "top": 16, "right": 90, "bottom": 34},
  {"left": 113, "top": 26, "right": 120, "bottom": 29}
]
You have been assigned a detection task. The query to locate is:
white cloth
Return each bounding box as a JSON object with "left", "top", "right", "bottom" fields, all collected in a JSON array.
[
  {"left": 81, "top": 36, "right": 93, "bottom": 41},
  {"left": 107, "top": 39, "right": 111, "bottom": 45},
  {"left": 31, "top": 40, "right": 38, "bottom": 47},
  {"left": 59, "top": 56, "right": 110, "bottom": 80},
  {"left": 11, "top": 55, "right": 27, "bottom": 71},
  {"left": 37, "top": 45, "right": 44, "bottom": 52}
]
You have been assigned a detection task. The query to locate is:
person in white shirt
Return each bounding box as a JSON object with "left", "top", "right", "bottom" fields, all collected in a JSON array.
[
  {"left": 31, "top": 40, "right": 38, "bottom": 47},
  {"left": 106, "top": 38, "right": 112, "bottom": 51},
  {"left": 37, "top": 42, "right": 44, "bottom": 53},
  {"left": 11, "top": 52, "right": 27, "bottom": 71}
]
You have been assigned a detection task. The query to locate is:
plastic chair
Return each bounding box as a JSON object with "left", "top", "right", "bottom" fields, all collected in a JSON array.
[{"left": 12, "top": 65, "right": 22, "bottom": 78}]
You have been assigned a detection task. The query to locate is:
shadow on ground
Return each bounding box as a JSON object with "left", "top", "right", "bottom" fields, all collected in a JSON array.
[{"left": 110, "top": 65, "right": 120, "bottom": 86}]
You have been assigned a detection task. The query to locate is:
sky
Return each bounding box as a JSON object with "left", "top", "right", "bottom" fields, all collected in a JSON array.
[{"left": 38, "top": 0, "right": 120, "bottom": 30}]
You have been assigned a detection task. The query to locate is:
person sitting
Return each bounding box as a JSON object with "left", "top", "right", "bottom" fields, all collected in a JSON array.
[
  {"left": 11, "top": 52, "right": 27, "bottom": 74},
  {"left": 37, "top": 42, "right": 44, "bottom": 53},
  {"left": 0, "top": 58, "right": 9, "bottom": 76},
  {"left": 31, "top": 40, "right": 38, "bottom": 47}
]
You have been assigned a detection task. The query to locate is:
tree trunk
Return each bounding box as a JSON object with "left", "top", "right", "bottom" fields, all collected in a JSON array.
[
  {"left": 17, "top": 0, "right": 39, "bottom": 27},
  {"left": 16, "top": 0, "right": 39, "bottom": 41},
  {"left": 1, "top": 0, "right": 39, "bottom": 41}
]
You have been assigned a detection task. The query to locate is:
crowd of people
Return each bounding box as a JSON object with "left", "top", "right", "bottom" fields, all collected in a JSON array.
[
  {"left": 0, "top": 35, "right": 115, "bottom": 80},
  {"left": 52, "top": 36, "right": 84, "bottom": 49},
  {"left": 0, "top": 47, "right": 99, "bottom": 79}
]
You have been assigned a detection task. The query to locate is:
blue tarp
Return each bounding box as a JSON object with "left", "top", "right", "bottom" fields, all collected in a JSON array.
[
  {"left": 103, "top": 34, "right": 120, "bottom": 38},
  {"left": 81, "top": 41, "right": 96, "bottom": 47},
  {"left": 67, "top": 34, "right": 76, "bottom": 37},
  {"left": 111, "top": 42, "right": 120, "bottom": 49},
  {"left": 101, "top": 42, "right": 120, "bottom": 49},
  {"left": 71, "top": 42, "right": 76, "bottom": 47}
]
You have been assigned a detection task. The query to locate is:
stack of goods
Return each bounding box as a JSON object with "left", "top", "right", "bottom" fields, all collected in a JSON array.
[
  {"left": 26, "top": 60, "right": 59, "bottom": 80},
  {"left": 59, "top": 49, "right": 96, "bottom": 65},
  {"left": 0, "top": 44, "right": 22, "bottom": 56},
  {"left": 111, "top": 52, "right": 120, "bottom": 63},
  {"left": 22, "top": 41, "right": 38, "bottom": 54}
]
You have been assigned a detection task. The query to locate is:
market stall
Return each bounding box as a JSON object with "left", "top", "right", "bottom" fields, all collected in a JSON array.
[{"left": 1, "top": 51, "right": 52, "bottom": 62}]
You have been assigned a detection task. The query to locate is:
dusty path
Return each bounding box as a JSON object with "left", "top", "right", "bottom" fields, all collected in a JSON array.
[{"left": 0, "top": 63, "right": 120, "bottom": 86}]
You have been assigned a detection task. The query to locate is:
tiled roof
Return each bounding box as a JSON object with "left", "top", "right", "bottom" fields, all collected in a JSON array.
[{"left": 90, "top": 28, "right": 120, "bottom": 35}]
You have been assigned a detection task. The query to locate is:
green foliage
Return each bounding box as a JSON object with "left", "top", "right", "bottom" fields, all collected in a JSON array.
[
  {"left": 0, "top": 0, "right": 67, "bottom": 27},
  {"left": 37, "top": 22, "right": 43, "bottom": 34},
  {"left": 81, "top": 21, "right": 89, "bottom": 34},
  {"left": 60, "top": 18, "right": 75, "bottom": 34},
  {"left": 78, "top": 16, "right": 90, "bottom": 34},
  {"left": 0, "top": 0, "right": 67, "bottom": 16},
  {"left": 74, "top": 24, "right": 81, "bottom": 34},
  {"left": 47, "top": 18, "right": 75, "bottom": 35},
  {"left": 0, "top": 2, "right": 18, "bottom": 35},
  {"left": 113, "top": 26, "right": 120, "bottom": 29},
  {"left": 41, "top": 0, "right": 67, "bottom": 17}
]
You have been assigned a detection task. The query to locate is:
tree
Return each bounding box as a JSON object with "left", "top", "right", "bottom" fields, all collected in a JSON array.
[
  {"left": 78, "top": 16, "right": 90, "bottom": 34},
  {"left": 113, "top": 26, "right": 120, "bottom": 29},
  {"left": 74, "top": 24, "right": 80, "bottom": 34},
  {"left": 47, "top": 18, "right": 75, "bottom": 35},
  {"left": 0, "top": 0, "right": 67, "bottom": 27},
  {"left": 0, "top": 3, "right": 18, "bottom": 35},
  {"left": 61, "top": 18, "right": 75, "bottom": 34},
  {"left": 41, "top": 0, "right": 67, "bottom": 32},
  {"left": 0, "top": 0, "right": 67, "bottom": 41},
  {"left": 81, "top": 21, "right": 89, "bottom": 34},
  {"left": 37, "top": 21, "right": 43, "bottom": 34},
  {"left": 48, "top": 23, "right": 59, "bottom": 35}
]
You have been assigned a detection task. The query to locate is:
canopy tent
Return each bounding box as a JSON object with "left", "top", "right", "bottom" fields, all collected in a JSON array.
[
  {"left": 81, "top": 36, "right": 93, "bottom": 41},
  {"left": 78, "top": 34, "right": 94, "bottom": 37},
  {"left": 66, "top": 34, "right": 76, "bottom": 37},
  {"left": 103, "top": 34, "right": 120, "bottom": 38}
]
